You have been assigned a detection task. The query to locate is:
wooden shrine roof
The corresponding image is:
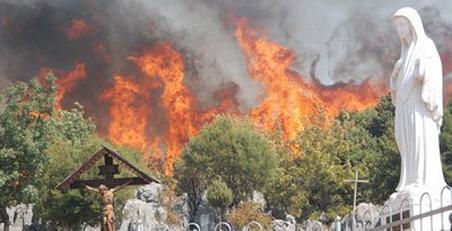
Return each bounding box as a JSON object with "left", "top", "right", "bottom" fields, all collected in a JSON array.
[{"left": 56, "top": 146, "right": 159, "bottom": 191}]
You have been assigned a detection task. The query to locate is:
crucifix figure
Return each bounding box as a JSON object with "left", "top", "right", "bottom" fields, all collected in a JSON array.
[
  {"left": 85, "top": 181, "right": 130, "bottom": 231},
  {"left": 56, "top": 146, "right": 159, "bottom": 231}
]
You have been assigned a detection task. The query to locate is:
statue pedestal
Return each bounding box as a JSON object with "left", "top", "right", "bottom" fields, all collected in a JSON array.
[{"left": 383, "top": 185, "right": 450, "bottom": 231}]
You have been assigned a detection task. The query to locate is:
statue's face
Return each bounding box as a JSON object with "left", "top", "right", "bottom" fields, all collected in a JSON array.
[
  {"left": 394, "top": 17, "right": 412, "bottom": 42},
  {"left": 99, "top": 184, "right": 108, "bottom": 193}
]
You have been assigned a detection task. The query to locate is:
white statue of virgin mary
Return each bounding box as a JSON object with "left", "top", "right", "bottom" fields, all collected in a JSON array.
[{"left": 390, "top": 7, "right": 446, "bottom": 192}]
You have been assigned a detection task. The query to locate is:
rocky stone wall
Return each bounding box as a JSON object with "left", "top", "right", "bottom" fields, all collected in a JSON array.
[{"left": 0, "top": 185, "right": 379, "bottom": 231}]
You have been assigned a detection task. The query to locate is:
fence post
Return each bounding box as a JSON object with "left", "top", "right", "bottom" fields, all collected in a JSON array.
[
  {"left": 399, "top": 199, "right": 411, "bottom": 231},
  {"left": 440, "top": 186, "right": 452, "bottom": 230},
  {"left": 419, "top": 192, "right": 433, "bottom": 231},
  {"left": 243, "top": 221, "right": 263, "bottom": 231},
  {"left": 214, "top": 221, "right": 232, "bottom": 231},
  {"left": 381, "top": 205, "right": 393, "bottom": 231},
  {"left": 306, "top": 220, "right": 324, "bottom": 231},
  {"left": 188, "top": 222, "right": 201, "bottom": 231},
  {"left": 363, "top": 209, "right": 375, "bottom": 230}
]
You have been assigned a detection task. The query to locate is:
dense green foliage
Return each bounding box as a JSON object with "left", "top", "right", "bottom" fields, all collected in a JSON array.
[
  {"left": 174, "top": 116, "right": 279, "bottom": 219},
  {"left": 264, "top": 113, "right": 370, "bottom": 221},
  {"left": 441, "top": 103, "right": 452, "bottom": 185},
  {"left": 264, "top": 96, "right": 400, "bottom": 221},
  {"left": 265, "top": 96, "right": 452, "bottom": 221},
  {"left": 173, "top": 96, "right": 452, "bottom": 222},
  {"left": 207, "top": 178, "right": 233, "bottom": 210},
  {"left": 0, "top": 77, "right": 148, "bottom": 230},
  {"left": 33, "top": 105, "right": 100, "bottom": 229},
  {"left": 0, "top": 77, "right": 56, "bottom": 230},
  {"left": 362, "top": 96, "right": 400, "bottom": 203}
]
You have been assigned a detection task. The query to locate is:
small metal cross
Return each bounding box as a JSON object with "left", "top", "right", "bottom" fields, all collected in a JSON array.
[
  {"left": 344, "top": 170, "right": 369, "bottom": 221},
  {"left": 344, "top": 170, "right": 369, "bottom": 230}
]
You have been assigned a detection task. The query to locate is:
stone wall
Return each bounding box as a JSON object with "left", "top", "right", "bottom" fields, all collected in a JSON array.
[{"left": 0, "top": 204, "right": 33, "bottom": 231}]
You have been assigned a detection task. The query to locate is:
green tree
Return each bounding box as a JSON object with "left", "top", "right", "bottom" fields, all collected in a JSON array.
[
  {"left": 46, "top": 103, "right": 96, "bottom": 145},
  {"left": 0, "top": 77, "right": 148, "bottom": 230},
  {"left": 293, "top": 119, "right": 352, "bottom": 220},
  {"left": 173, "top": 158, "right": 206, "bottom": 221},
  {"left": 0, "top": 78, "right": 56, "bottom": 231},
  {"left": 440, "top": 101, "right": 452, "bottom": 184},
  {"left": 207, "top": 177, "right": 233, "bottom": 218},
  {"left": 32, "top": 103, "right": 99, "bottom": 229},
  {"left": 363, "top": 96, "right": 400, "bottom": 203},
  {"left": 174, "top": 116, "right": 278, "bottom": 219},
  {"left": 263, "top": 149, "right": 305, "bottom": 219},
  {"left": 265, "top": 112, "right": 378, "bottom": 221}
]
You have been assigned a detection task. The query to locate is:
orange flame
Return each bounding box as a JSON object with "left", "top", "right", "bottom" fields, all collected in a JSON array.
[
  {"left": 39, "top": 62, "right": 87, "bottom": 110},
  {"left": 235, "top": 18, "right": 384, "bottom": 140},
  {"left": 441, "top": 46, "right": 452, "bottom": 103},
  {"left": 93, "top": 41, "right": 111, "bottom": 63},
  {"left": 102, "top": 43, "right": 241, "bottom": 174},
  {"left": 447, "top": 79, "right": 452, "bottom": 103},
  {"left": 101, "top": 43, "right": 199, "bottom": 174},
  {"left": 198, "top": 83, "right": 241, "bottom": 122},
  {"left": 65, "top": 19, "right": 92, "bottom": 41},
  {"left": 101, "top": 20, "right": 386, "bottom": 174},
  {"left": 99, "top": 19, "right": 386, "bottom": 174},
  {"left": 100, "top": 75, "right": 153, "bottom": 153},
  {"left": 129, "top": 43, "right": 198, "bottom": 175}
]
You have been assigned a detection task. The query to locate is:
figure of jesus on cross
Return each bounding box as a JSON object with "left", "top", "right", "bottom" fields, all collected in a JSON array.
[
  {"left": 56, "top": 147, "right": 159, "bottom": 231},
  {"left": 85, "top": 181, "right": 130, "bottom": 231}
]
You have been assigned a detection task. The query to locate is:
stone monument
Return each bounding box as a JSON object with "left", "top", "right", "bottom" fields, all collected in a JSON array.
[{"left": 385, "top": 6, "right": 449, "bottom": 230}]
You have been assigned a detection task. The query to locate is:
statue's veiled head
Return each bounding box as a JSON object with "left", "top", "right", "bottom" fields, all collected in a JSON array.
[{"left": 393, "top": 7, "right": 426, "bottom": 44}]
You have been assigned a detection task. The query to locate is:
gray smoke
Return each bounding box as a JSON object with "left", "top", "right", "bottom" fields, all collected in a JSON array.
[
  {"left": 131, "top": 0, "right": 452, "bottom": 98},
  {"left": 1, "top": 0, "right": 452, "bottom": 108}
]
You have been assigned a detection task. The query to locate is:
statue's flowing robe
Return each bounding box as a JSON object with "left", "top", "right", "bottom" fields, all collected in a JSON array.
[{"left": 390, "top": 8, "right": 446, "bottom": 191}]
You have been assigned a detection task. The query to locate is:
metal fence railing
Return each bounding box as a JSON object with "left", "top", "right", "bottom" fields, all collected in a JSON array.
[{"left": 363, "top": 186, "right": 452, "bottom": 231}]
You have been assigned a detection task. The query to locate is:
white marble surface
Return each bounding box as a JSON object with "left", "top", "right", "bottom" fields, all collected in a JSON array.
[
  {"left": 386, "top": 7, "right": 449, "bottom": 230},
  {"left": 390, "top": 6, "right": 446, "bottom": 194}
]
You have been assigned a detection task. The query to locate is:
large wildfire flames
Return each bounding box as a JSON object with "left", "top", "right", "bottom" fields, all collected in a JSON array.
[
  {"left": 37, "top": 18, "right": 387, "bottom": 174},
  {"left": 235, "top": 18, "right": 384, "bottom": 141},
  {"left": 3, "top": 5, "right": 452, "bottom": 174}
]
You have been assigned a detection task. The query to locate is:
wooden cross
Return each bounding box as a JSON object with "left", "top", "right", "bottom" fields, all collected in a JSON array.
[
  {"left": 56, "top": 146, "right": 159, "bottom": 191},
  {"left": 55, "top": 146, "right": 159, "bottom": 231}
]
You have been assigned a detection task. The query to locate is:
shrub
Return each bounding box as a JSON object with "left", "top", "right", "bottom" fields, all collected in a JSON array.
[
  {"left": 227, "top": 201, "right": 272, "bottom": 230},
  {"left": 207, "top": 178, "right": 233, "bottom": 209}
]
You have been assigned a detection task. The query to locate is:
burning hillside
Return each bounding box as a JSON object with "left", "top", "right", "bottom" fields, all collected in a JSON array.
[
  {"left": 1, "top": 1, "right": 452, "bottom": 174},
  {"left": 36, "top": 19, "right": 386, "bottom": 174},
  {"left": 235, "top": 18, "right": 385, "bottom": 141}
]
